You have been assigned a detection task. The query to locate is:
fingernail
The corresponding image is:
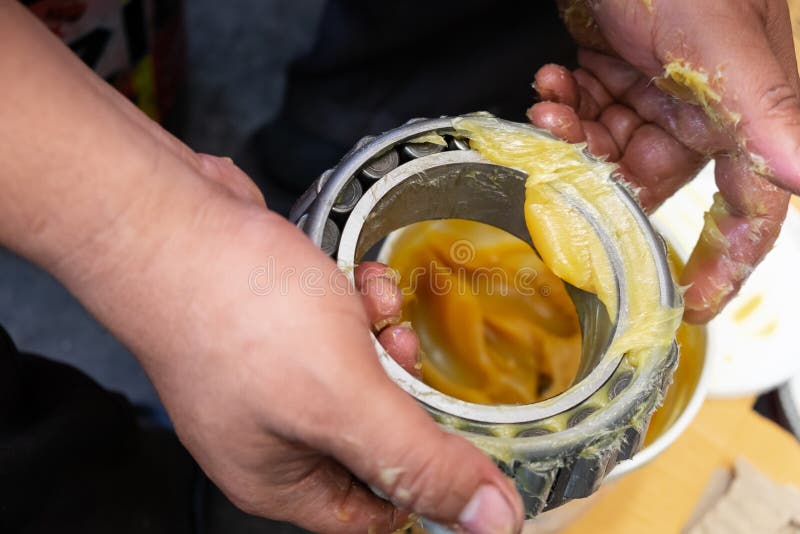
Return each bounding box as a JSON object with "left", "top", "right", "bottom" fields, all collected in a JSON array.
[
  {"left": 222, "top": 156, "right": 234, "bottom": 163},
  {"left": 459, "top": 485, "right": 516, "bottom": 534}
]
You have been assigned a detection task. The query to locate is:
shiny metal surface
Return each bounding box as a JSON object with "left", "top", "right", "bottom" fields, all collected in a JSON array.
[
  {"left": 337, "top": 149, "right": 622, "bottom": 423},
  {"left": 292, "top": 114, "right": 680, "bottom": 517}
]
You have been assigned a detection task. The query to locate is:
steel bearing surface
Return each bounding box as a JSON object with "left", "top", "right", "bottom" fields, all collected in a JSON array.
[{"left": 291, "top": 114, "right": 680, "bottom": 517}]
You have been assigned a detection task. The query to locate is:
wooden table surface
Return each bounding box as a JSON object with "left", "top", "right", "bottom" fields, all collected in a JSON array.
[{"left": 556, "top": 397, "right": 800, "bottom": 533}]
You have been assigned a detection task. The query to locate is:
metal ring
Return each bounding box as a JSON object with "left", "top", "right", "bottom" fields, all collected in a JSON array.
[{"left": 292, "top": 114, "right": 680, "bottom": 516}]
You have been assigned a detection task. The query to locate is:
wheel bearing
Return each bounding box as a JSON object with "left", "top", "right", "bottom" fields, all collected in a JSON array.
[{"left": 292, "top": 114, "right": 680, "bottom": 516}]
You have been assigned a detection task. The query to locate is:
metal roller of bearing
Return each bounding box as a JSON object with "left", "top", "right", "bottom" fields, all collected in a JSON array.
[{"left": 291, "top": 115, "right": 680, "bottom": 517}]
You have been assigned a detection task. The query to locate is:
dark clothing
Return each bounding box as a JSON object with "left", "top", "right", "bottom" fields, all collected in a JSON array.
[
  {"left": 0, "top": 326, "right": 195, "bottom": 533},
  {"left": 245, "top": 0, "right": 575, "bottom": 213},
  {"left": 0, "top": 326, "right": 310, "bottom": 533}
]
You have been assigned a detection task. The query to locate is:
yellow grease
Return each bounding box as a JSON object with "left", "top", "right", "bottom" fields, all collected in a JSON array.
[
  {"left": 660, "top": 60, "right": 721, "bottom": 107},
  {"left": 453, "top": 117, "right": 683, "bottom": 365},
  {"left": 409, "top": 133, "right": 448, "bottom": 146},
  {"left": 657, "top": 60, "right": 725, "bottom": 125},
  {"left": 386, "top": 219, "right": 704, "bottom": 445},
  {"left": 644, "top": 316, "right": 704, "bottom": 444},
  {"left": 562, "top": 1, "right": 595, "bottom": 29},
  {"left": 733, "top": 294, "right": 763, "bottom": 323},
  {"left": 644, "top": 249, "right": 706, "bottom": 445},
  {"left": 387, "top": 220, "right": 582, "bottom": 404},
  {"left": 749, "top": 152, "right": 772, "bottom": 177},
  {"left": 757, "top": 319, "right": 778, "bottom": 337}
]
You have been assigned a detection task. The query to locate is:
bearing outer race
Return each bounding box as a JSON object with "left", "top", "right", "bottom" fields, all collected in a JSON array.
[{"left": 292, "top": 116, "right": 679, "bottom": 516}]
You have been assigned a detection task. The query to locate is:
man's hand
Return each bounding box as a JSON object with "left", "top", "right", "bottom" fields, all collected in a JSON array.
[
  {"left": 529, "top": 0, "right": 799, "bottom": 323},
  {"left": 0, "top": 3, "right": 523, "bottom": 532},
  {"left": 112, "top": 157, "right": 522, "bottom": 534}
]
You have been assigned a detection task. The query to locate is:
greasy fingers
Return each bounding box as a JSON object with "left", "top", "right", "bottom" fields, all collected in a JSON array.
[
  {"left": 576, "top": 49, "right": 732, "bottom": 155},
  {"left": 377, "top": 324, "right": 420, "bottom": 377},
  {"left": 619, "top": 124, "right": 707, "bottom": 211},
  {"left": 527, "top": 101, "right": 586, "bottom": 143},
  {"left": 288, "top": 461, "right": 406, "bottom": 534},
  {"left": 534, "top": 63, "right": 579, "bottom": 107},
  {"left": 654, "top": 1, "right": 800, "bottom": 194},
  {"left": 598, "top": 104, "right": 643, "bottom": 153},
  {"left": 234, "top": 448, "right": 407, "bottom": 534},
  {"left": 355, "top": 262, "right": 421, "bottom": 376},
  {"left": 354, "top": 261, "right": 398, "bottom": 289},
  {"left": 530, "top": 32, "right": 796, "bottom": 322},
  {"left": 318, "top": 378, "right": 524, "bottom": 532},
  {"left": 354, "top": 262, "right": 402, "bottom": 330},
  {"left": 573, "top": 68, "right": 613, "bottom": 120},
  {"left": 581, "top": 121, "right": 620, "bottom": 161},
  {"left": 681, "top": 156, "right": 789, "bottom": 323},
  {"left": 345, "top": 266, "right": 522, "bottom": 531}
]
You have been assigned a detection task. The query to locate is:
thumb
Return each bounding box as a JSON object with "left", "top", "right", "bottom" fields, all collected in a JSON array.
[
  {"left": 659, "top": 1, "right": 800, "bottom": 193},
  {"left": 316, "top": 368, "right": 524, "bottom": 533}
]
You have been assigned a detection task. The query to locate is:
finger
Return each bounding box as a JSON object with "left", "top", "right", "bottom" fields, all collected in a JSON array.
[
  {"left": 264, "top": 454, "right": 409, "bottom": 534},
  {"left": 526, "top": 102, "right": 586, "bottom": 143},
  {"left": 597, "top": 104, "right": 643, "bottom": 153},
  {"left": 332, "top": 391, "right": 522, "bottom": 532},
  {"left": 528, "top": 102, "right": 619, "bottom": 161},
  {"left": 578, "top": 49, "right": 733, "bottom": 155},
  {"left": 534, "top": 64, "right": 579, "bottom": 108},
  {"left": 354, "top": 262, "right": 403, "bottom": 331},
  {"left": 377, "top": 323, "right": 421, "bottom": 378},
  {"left": 302, "top": 346, "right": 524, "bottom": 532},
  {"left": 354, "top": 261, "right": 399, "bottom": 289},
  {"left": 532, "top": 64, "right": 608, "bottom": 122},
  {"left": 617, "top": 124, "right": 708, "bottom": 212},
  {"left": 582, "top": 120, "right": 620, "bottom": 161},
  {"left": 573, "top": 68, "right": 613, "bottom": 120},
  {"left": 577, "top": 49, "right": 641, "bottom": 102},
  {"left": 354, "top": 262, "right": 421, "bottom": 374},
  {"left": 681, "top": 155, "right": 790, "bottom": 323},
  {"left": 534, "top": 68, "right": 604, "bottom": 121}
]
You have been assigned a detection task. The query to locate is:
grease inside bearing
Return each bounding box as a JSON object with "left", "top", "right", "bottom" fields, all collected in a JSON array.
[{"left": 384, "top": 219, "right": 705, "bottom": 443}]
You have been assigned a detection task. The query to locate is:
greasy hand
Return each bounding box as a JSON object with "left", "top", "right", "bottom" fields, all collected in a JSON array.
[
  {"left": 66, "top": 153, "right": 522, "bottom": 534},
  {"left": 529, "top": 0, "right": 799, "bottom": 323}
]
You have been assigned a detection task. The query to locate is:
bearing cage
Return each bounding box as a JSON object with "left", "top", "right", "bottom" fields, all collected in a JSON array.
[{"left": 292, "top": 115, "right": 680, "bottom": 516}]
